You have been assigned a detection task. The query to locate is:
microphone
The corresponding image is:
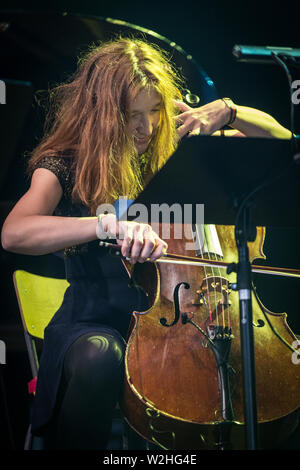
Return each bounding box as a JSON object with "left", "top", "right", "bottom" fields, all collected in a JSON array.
[{"left": 232, "top": 45, "right": 300, "bottom": 63}]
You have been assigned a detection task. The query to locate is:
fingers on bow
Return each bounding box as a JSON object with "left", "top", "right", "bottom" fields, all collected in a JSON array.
[{"left": 120, "top": 224, "right": 167, "bottom": 264}]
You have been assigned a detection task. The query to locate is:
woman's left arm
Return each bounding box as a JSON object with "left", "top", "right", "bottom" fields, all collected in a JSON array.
[
  {"left": 225, "top": 103, "right": 292, "bottom": 139},
  {"left": 175, "top": 99, "right": 292, "bottom": 140}
]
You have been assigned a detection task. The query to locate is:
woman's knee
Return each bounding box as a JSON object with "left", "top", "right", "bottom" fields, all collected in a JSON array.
[{"left": 63, "top": 330, "right": 126, "bottom": 384}]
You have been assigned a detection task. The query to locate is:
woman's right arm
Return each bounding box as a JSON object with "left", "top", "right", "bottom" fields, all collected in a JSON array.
[
  {"left": 1, "top": 168, "right": 99, "bottom": 256},
  {"left": 1, "top": 168, "right": 167, "bottom": 262}
]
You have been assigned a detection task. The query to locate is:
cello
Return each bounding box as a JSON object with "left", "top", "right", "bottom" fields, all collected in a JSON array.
[{"left": 103, "top": 223, "right": 300, "bottom": 450}]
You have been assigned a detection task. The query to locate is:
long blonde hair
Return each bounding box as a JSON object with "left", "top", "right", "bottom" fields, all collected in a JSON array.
[{"left": 28, "top": 37, "right": 184, "bottom": 214}]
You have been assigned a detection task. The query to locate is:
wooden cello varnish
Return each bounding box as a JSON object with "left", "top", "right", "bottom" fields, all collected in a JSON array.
[{"left": 121, "top": 224, "right": 300, "bottom": 449}]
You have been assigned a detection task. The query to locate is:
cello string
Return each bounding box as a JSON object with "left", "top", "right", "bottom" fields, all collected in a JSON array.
[
  {"left": 194, "top": 224, "right": 213, "bottom": 324},
  {"left": 207, "top": 225, "right": 227, "bottom": 330},
  {"left": 204, "top": 225, "right": 219, "bottom": 328},
  {"left": 214, "top": 226, "right": 231, "bottom": 330},
  {"left": 203, "top": 225, "right": 216, "bottom": 326},
  {"left": 198, "top": 224, "right": 220, "bottom": 327}
]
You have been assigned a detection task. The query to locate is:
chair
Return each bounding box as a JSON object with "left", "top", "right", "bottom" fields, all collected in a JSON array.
[
  {"left": 13, "top": 269, "right": 69, "bottom": 449},
  {"left": 12, "top": 269, "right": 147, "bottom": 450}
]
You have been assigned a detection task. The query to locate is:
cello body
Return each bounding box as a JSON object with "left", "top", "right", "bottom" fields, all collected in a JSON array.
[{"left": 121, "top": 224, "right": 300, "bottom": 450}]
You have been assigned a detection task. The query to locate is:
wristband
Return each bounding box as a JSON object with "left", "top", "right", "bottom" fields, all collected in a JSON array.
[
  {"left": 96, "top": 213, "right": 115, "bottom": 239},
  {"left": 222, "top": 97, "right": 237, "bottom": 126}
]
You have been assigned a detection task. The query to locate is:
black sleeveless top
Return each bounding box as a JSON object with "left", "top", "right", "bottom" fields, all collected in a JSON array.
[{"left": 30, "top": 156, "right": 146, "bottom": 434}]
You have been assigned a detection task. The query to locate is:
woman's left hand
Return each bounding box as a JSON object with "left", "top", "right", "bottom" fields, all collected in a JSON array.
[{"left": 174, "top": 99, "right": 230, "bottom": 139}]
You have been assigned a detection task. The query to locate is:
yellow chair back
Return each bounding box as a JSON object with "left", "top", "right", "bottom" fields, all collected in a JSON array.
[{"left": 13, "top": 270, "right": 69, "bottom": 339}]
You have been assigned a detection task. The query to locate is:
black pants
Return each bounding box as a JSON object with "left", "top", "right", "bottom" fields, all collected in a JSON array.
[{"left": 44, "top": 328, "right": 126, "bottom": 450}]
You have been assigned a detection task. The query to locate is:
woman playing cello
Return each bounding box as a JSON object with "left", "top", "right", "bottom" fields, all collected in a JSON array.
[{"left": 1, "top": 37, "right": 293, "bottom": 449}]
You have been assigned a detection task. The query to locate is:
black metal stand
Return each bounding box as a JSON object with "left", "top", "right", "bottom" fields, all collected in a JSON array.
[{"left": 228, "top": 205, "right": 259, "bottom": 449}]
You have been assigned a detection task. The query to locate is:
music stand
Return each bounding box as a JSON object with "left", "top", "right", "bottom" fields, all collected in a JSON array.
[{"left": 132, "top": 135, "right": 299, "bottom": 450}]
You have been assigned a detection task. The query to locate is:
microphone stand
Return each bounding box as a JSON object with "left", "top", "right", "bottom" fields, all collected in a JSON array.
[
  {"left": 229, "top": 47, "right": 300, "bottom": 449},
  {"left": 228, "top": 203, "right": 259, "bottom": 450}
]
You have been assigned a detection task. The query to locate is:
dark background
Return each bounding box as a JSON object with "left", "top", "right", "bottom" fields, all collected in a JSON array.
[{"left": 0, "top": 0, "right": 299, "bottom": 450}]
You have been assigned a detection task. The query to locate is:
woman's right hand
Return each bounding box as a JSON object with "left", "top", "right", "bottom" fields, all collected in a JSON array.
[{"left": 99, "top": 214, "right": 168, "bottom": 264}]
